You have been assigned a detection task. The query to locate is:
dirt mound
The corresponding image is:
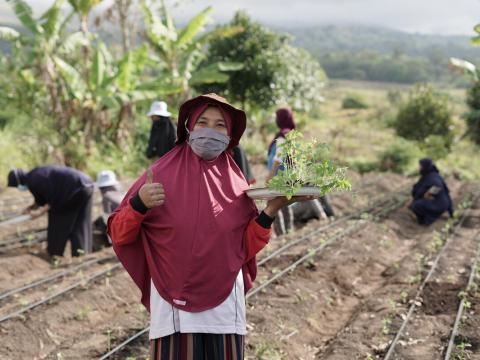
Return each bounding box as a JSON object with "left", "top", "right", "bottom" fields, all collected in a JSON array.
[{"left": 0, "top": 254, "right": 51, "bottom": 290}]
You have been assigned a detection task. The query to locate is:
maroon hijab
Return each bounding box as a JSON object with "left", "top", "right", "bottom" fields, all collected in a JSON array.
[
  {"left": 111, "top": 94, "right": 258, "bottom": 312},
  {"left": 268, "top": 107, "right": 296, "bottom": 154}
]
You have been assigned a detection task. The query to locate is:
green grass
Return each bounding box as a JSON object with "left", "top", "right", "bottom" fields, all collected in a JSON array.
[
  {"left": 303, "top": 80, "right": 480, "bottom": 179},
  {"left": 1, "top": 79, "right": 479, "bottom": 184}
]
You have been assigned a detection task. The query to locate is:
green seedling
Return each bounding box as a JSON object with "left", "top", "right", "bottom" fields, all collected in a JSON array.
[
  {"left": 429, "top": 231, "right": 444, "bottom": 252},
  {"left": 382, "top": 316, "right": 393, "bottom": 335},
  {"left": 18, "top": 298, "right": 29, "bottom": 306},
  {"left": 324, "top": 295, "right": 335, "bottom": 307},
  {"left": 388, "top": 299, "right": 397, "bottom": 311},
  {"left": 51, "top": 256, "right": 61, "bottom": 268},
  {"left": 25, "top": 233, "right": 35, "bottom": 242},
  {"left": 454, "top": 341, "right": 472, "bottom": 360},
  {"left": 106, "top": 328, "right": 116, "bottom": 352},
  {"left": 74, "top": 306, "right": 91, "bottom": 321},
  {"left": 408, "top": 274, "right": 422, "bottom": 285},
  {"left": 360, "top": 212, "right": 372, "bottom": 220},
  {"left": 255, "top": 342, "right": 282, "bottom": 360},
  {"left": 268, "top": 130, "right": 351, "bottom": 199}
]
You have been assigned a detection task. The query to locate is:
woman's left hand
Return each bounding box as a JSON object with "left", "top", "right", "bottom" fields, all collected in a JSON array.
[{"left": 264, "top": 195, "right": 315, "bottom": 217}]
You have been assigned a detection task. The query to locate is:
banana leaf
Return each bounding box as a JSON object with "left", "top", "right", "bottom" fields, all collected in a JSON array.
[
  {"left": 90, "top": 43, "right": 106, "bottom": 91},
  {"left": 6, "top": 0, "right": 43, "bottom": 35},
  {"left": 39, "top": 0, "right": 65, "bottom": 39},
  {"left": 176, "top": 7, "right": 212, "bottom": 47},
  {"left": 54, "top": 55, "right": 87, "bottom": 99}
]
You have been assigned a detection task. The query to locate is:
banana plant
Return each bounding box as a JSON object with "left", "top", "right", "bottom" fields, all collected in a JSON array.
[
  {"left": 141, "top": 0, "right": 243, "bottom": 102},
  {"left": 55, "top": 42, "right": 181, "bottom": 145},
  {"left": 1, "top": 0, "right": 90, "bottom": 132}
]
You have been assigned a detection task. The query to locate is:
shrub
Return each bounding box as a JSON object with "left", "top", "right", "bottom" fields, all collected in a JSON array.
[
  {"left": 378, "top": 138, "right": 421, "bottom": 174},
  {"left": 422, "top": 135, "right": 450, "bottom": 160},
  {"left": 386, "top": 90, "right": 403, "bottom": 106},
  {"left": 348, "top": 158, "right": 380, "bottom": 174},
  {"left": 342, "top": 94, "right": 369, "bottom": 109},
  {"left": 395, "top": 84, "right": 453, "bottom": 147},
  {"left": 465, "top": 81, "right": 480, "bottom": 145},
  {"left": 466, "top": 80, "right": 480, "bottom": 109},
  {"left": 464, "top": 111, "right": 480, "bottom": 145}
]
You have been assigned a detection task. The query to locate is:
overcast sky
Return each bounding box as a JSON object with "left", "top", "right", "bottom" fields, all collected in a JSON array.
[{"left": 1, "top": 0, "right": 479, "bottom": 35}]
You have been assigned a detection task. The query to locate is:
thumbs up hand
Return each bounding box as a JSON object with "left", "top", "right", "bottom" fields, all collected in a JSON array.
[{"left": 138, "top": 168, "right": 165, "bottom": 209}]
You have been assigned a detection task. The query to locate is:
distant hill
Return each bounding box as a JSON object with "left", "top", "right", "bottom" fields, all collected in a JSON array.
[
  {"left": 277, "top": 25, "right": 480, "bottom": 60},
  {"left": 275, "top": 25, "right": 480, "bottom": 85}
]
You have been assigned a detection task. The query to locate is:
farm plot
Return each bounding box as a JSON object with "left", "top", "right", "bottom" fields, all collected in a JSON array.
[{"left": 0, "top": 173, "right": 453, "bottom": 360}]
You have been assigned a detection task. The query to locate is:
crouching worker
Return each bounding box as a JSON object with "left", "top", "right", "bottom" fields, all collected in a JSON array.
[
  {"left": 408, "top": 158, "right": 453, "bottom": 225},
  {"left": 108, "top": 94, "right": 313, "bottom": 360},
  {"left": 293, "top": 195, "right": 335, "bottom": 224},
  {"left": 7, "top": 166, "right": 94, "bottom": 257},
  {"left": 93, "top": 170, "right": 124, "bottom": 248}
]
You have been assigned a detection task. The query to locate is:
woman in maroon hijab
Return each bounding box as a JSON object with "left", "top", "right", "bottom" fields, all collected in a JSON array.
[{"left": 108, "top": 94, "right": 309, "bottom": 359}]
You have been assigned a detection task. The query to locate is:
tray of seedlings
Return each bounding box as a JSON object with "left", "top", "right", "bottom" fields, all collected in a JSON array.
[{"left": 245, "top": 130, "right": 351, "bottom": 200}]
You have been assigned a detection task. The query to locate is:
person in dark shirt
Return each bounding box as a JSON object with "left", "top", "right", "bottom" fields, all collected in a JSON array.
[
  {"left": 408, "top": 158, "right": 453, "bottom": 225},
  {"left": 146, "top": 101, "right": 177, "bottom": 159},
  {"left": 7, "top": 166, "right": 94, "bottom": 257}
]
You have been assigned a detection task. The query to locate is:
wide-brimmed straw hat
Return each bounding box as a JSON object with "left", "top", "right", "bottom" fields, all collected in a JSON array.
[{"left": 176, "top": 93, "right": 246, "bottom": 150}]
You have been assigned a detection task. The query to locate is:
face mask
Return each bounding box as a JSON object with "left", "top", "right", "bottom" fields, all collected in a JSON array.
[
  {"left": 18, "top": 184, "right": 28, "bottom": 191},
  {"left": 188, "top": 127, "right": 230, "bottom": 160}
]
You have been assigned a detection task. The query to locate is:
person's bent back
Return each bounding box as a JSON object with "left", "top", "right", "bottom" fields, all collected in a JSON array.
[{"left": 408, "top": 158, "right": 453, "bottom": 225}]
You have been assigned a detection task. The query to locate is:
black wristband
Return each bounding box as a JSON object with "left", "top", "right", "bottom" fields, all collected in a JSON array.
[
  {"left": 130, "top": 193, "right": 148, "bottom": 215},
  {"left": 255, "top": 211, "right": 275, "bottom": 229}
]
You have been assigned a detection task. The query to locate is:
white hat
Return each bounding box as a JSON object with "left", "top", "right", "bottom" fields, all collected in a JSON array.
[
  {"left": 96, "top": 170, "right": 119, "bottom": 188},
  {"left": 147, "top": 101, "right": 171, "bottom": 117}
]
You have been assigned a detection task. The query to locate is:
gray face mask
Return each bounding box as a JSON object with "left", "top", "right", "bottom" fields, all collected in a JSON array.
[{"left": 188, "top": 128, "right": 231, "bottom": 160}]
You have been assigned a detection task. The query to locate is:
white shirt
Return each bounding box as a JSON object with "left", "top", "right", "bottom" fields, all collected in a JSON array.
[{"left": 149, "top": 270, "right": 246, "bottom": 339}]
